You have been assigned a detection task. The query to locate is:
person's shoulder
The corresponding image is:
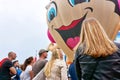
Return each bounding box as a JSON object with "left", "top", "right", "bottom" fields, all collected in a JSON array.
[
  {"left": 56, "top": 59, "right": 66, "bottom": 66},
  {"left": 34, "top": 59, "right": 47, "bottom": 65},
  {"left": 41, "top": 59, "right": 48, "bottom": 63},
  {"left": 33, "top": 59, "right": 42, "bottom": 64},
  {"left": 26, "top": 65, "right": 32, "bottom": 70},
  {"left": 37, "top": 59, "right": 47, "bottom": 62},
  {"left": 27, "top": 65, "right": 32, "bottom": 68},
  {"left": 4, "top": 59, "right": 12, "bottom": 64},
  {"left": 55, "top": 59, "right": 61, "bottom": 62}
]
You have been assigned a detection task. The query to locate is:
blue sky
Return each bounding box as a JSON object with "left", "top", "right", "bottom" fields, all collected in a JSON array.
[{"left": 0, "top": 0, "right": 51, "bottom": 64}]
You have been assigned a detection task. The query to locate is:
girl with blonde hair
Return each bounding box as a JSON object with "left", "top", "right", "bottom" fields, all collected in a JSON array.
[
  {"left": 44, "top": 49, "right": 68, "bottom": 80},
  {"left": 75, "top": 18, "right": 120, "bottom": 80}
]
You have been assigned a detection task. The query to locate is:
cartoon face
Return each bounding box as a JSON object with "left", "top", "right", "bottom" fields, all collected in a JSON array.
[{"left": 46, "top": 0, "right": 120, "bottom": 62}]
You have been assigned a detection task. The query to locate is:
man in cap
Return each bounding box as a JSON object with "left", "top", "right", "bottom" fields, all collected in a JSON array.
[{"left": 32, "top": 49, "right": 48, "bottom": 77}]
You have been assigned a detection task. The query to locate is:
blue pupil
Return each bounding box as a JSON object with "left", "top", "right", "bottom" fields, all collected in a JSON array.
[
  {"left": 48, "top": 8, "right": 56, "bottom": 22},
  {"left": 70, "top": 0, "right": 75, "bottom": 6},
  {"left": 69, "top": 0, "right": 89, "bottom": 6}
]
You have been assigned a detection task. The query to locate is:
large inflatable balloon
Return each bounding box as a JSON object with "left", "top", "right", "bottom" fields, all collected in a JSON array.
[{"left": 46, "top": 0, "right": 120, "bottom": 62}]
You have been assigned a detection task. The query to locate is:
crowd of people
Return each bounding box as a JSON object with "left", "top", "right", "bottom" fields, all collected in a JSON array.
[
  {"left": 0, "top": 18, "right": 120, "bottom": 80},
  {"left": 0, "top": 48, "right": 75, "bottom": 80}
]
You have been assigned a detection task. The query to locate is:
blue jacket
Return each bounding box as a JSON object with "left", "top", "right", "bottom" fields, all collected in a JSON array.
[
  {"left": 69, "top": 62, "right": 78, "bottom": 80},
  {"left": 12, "top": 67, "right": 22, "bottom": 80}
]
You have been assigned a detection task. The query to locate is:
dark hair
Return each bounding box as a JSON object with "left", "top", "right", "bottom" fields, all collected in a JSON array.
[
  {"left": 111, "top": 0, "right": 120, "bottom": 15},
  {"left": 38, "top": 52, "right": 43, "bottom": 57},
  {"left": 20, "top": 64, "right": 24, "bottom": 71},
  {"left": 23, "top": 56, "right": 33, "bottom": 71},
  {"left": 13, "top": 60, "right": 18, "bottom": 65},
  {"left": 38, "top": 49, "right": 48, "bottom": 57}
]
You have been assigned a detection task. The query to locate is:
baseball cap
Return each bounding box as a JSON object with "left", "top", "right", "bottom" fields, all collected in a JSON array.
[{"left": 39, "top": 49, "right": 48, "bottom": 56}]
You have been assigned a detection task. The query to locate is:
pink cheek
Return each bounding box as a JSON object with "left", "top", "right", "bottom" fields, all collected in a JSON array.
[{"left": 47, "top": 29, "right": 56, "bottom": 43}]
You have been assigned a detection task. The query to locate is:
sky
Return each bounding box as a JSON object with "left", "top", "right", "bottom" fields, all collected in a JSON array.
[
  {"left": 0, "top": 0, "right": 51, "bottom": 64},
  {"left": 0, "top": 0, "right": 120, "bottom": 64}
]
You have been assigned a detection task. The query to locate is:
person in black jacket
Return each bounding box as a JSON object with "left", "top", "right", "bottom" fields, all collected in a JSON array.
[{"left": 75, "top": 18, "right": 120, "bottom": 80}]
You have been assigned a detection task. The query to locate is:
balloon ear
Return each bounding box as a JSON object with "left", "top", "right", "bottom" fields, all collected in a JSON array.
[{"left": 47, "top": 29, "right": 56, "bottom": 43}]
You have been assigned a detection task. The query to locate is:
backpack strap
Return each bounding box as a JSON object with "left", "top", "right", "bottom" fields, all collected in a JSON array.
[{"left": 0, "top": 58, "right": 9, "bottom": 68}]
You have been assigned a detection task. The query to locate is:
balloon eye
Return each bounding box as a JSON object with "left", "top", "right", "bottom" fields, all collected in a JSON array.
[
  {"left": 68, "top": 0, "right": 90, "bottom": 7},
  {"left": 68, "top": 0, "right": 75, "bottom": 7},
  {"left": 47, "top": 2, "right": 57, "bottom": 22}
]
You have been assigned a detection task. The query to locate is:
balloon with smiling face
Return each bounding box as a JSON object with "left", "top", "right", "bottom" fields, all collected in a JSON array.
[{"left": 46, "top": 0, "right": 120, "bottom": 62}]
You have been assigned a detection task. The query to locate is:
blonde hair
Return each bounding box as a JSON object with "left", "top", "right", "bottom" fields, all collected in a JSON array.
[
  {"left": 44, "top": 50, "right": 59, "bottom": 77},
  {"left": 56, "top": 48, "right": 63, "bottom": 60},
  {"left": 47, "top": 43, "right": 59, "bottom": 52},
  {"left": 79, "top": 18, "right": 118, "bottom": 57}
]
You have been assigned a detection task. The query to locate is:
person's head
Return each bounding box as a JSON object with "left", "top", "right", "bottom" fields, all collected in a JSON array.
[
  {"left": 44, "top": 49, "right": 59, "bottom": 77},
  {"left": 23, "top": 56, "right": 34, "bottom": 71},
  {"left": 56, "top": 48, "right": 63, "bottom": 60},
  {"left": 51, "top": 49, "right": 59, "bottom": 60},
  {"left": 38, "top": 49, "right": 48, "bottom": 59},
  {"left": 13, "top": 60, "right": 19, "bottom": 68},
  {"left": 8, "top": 51, "right": 17, "bottom": 61},
  {"left": 79, "top": 18, "right": 118, "bottom": 57},
  {"left": 48, "top": 43, "right": 59, "bottom": 52}
]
